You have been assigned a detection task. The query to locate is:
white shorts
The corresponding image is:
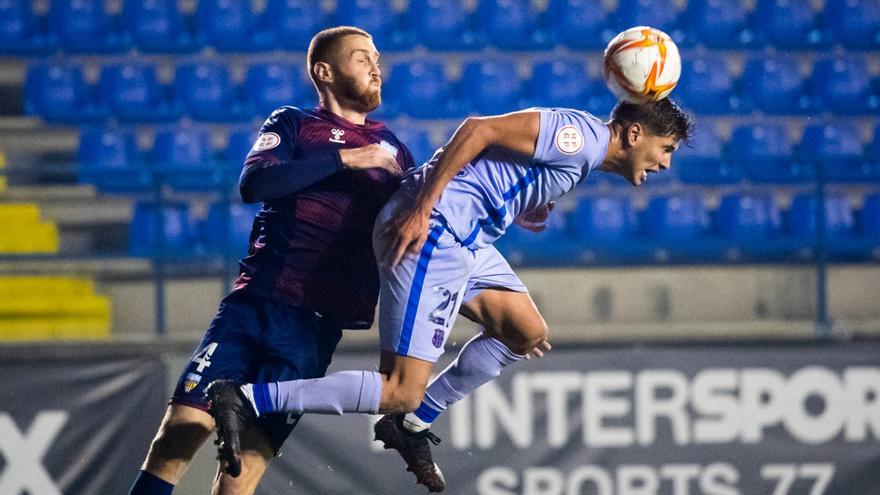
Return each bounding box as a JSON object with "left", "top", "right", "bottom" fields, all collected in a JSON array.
[{"left": 374, "top": 202, "right": 527, "bottom": 362}]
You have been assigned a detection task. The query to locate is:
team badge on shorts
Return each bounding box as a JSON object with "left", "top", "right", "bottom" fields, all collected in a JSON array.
[
  {"left": 183, "top": 372, "right": 202, "bottom": 393},
  {"left": 432, "top": 329, "right": 445, "bottom": 348}
]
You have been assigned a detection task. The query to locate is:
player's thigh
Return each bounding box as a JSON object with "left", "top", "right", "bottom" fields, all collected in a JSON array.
[
  {"left": 253, "top": 303, "right": 344, "bottom": 453},
  {"left": 213, "top": 427, "right": 274, "bottom": 495},
  {"left": 142, "top": 404, "right": 214, "bottom": 476},
  {"left": 377, "top": 224, "right": 473, "bottom": 363},
  {"left": 461, "top": 289, "right": 548, "bottom": 354},
  {"left": 170, "top": 291, "right": 264, "bottom": 412},
  {"left": 458, "top": 245, "right": 547, "bottom": 353}
]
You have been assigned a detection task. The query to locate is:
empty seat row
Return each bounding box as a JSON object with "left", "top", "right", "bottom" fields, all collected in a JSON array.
[
  {"left": 672, "top": 122, "right": 880, "bottom": 185},
  {"left": 129, "top": 201, "right": 260, "bottom": 257},
  {"left": 498, "top": 192, "right": 880, "bottom": 264},
  {"left": 26, "top": 55, "right": 880, "bottom": 125},
  {"left": 2, "top": 0, "right": 878, "bottom": 55},
  {"left": 77, "top": 127, "right": 256, "bottom": 192},
  {"left": 26, "top": 61, "right": 313, "bottom": 123},
  {"left": 678, "top": 56, "right": 879, "bottom": 116},
  {"left": 130, "top": 193, "right": 880, "bottom": 262}
]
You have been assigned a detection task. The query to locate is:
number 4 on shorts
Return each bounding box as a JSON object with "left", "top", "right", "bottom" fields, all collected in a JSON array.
[{"left": 192, "top": 342, "right": 219, "bottom": 373}]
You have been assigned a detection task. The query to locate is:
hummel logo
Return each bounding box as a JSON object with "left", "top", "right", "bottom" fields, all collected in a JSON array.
[{"left": 330, "top": 128, "right": 346, "bottom": 144}]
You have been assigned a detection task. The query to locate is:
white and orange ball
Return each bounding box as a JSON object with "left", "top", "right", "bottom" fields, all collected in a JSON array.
[{"left": 603, "top": 26, "right": 682, "bottom": 104}]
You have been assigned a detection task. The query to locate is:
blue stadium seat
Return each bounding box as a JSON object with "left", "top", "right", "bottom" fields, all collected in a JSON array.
[
  {"left": 873, "top": 123, "right": 880, "bottom": 165},
  {"left": 48, "top": 0, "right": 128, "bottom": 53},
  {"left": 224, "top": 129, "right": 255, "bottom": 182},
  {"left": 335, "top": 0, "right": 409, "bottom": 51},
  {"left": 546, "top": 0, "right": 610, "bottom": 50},
  {"left": 583, "top": 76, "right": 618, "bottom": 118},
  {"left": 740, "top": 57, "right": 813, "bottom": 114},
  {"left": 409, "top": 0, "right": 485, "bottom": 50},
  {"left": 244, "top": 63, "right": 311, "bottom": 118},
  {"left": 122, "top": 0, "right": 195, "bottom": 53},
  {"left": 25, "top": 63, "right": 104, "bottom": 123},
  {"left": 731, "top": 124, "right": 812, "bottom": 183},
  {"left": 787, "top": 194, "right": 855, "bottom": 240},
  {"left": 77, "top": 128, "right": 151, "bottom": 193},
  {"left": 263, "top": 0, "right": 329, "bottom": 50},
  {"left": 460, "top": 60, "right": 523, "bottom": 115},
  {"left": 527, "top": 60, "right": 591, "bottom": 108},
  {"left": 195, "top": 0, "right": 271, "bottom": 52},
  {"left": 644, "top": 195, "right": 710, "bottom": 241},
  {"left": 676, "top": 125, "right": 744, "bottom": 184},
  {"left": 811, "top": 57, "right": 879, "bottom": 115},
  {"left": 681, "top": 0, "right": 754, "bottom": 49},
  {"left": 391, "top": 126, "right": 434, "bottom": 166},
  {"left": 800, "top": 123, "right": 877, "bottom": 183},
  {"left": 151, "top": 127, "right": 222, "bottom": 190},
  {"left": 825, "top": 0, "right": 880, "bottom": 50},
  {"left": 860, "top": 193, "right": 880, "bottom": 239},
  {"left": 203, "top": 202, "right": 261, "bottom": 255},
  {"left": 613, "top": 0, "right": 682, "bottom": 40},
  {"left": 0, "top": 1, "right": 51, "bottom": 54},
  {"left": 716, "top": 194, "right": 782, "bottom": 240},
  {"left": 753, "top": 0, "right": 827, "bottom": 49},
  {"left": 479, "top": 0, "right": 552, "bottom": 50},
  {"left": 100, "top": 63, "right": 179, "bottom": 123},
  {"left": 130, "top": 201, "right": 196, "bottom": 257},
  {"left": 569, "top": 196, "right": 637, "bottom": 242},
  {"left": 675, "top": 57, "right": 742, "bottom": 114},
  {"left": 391, "top": 61, "right": 462, "bottom": 118},
  {"left": 175, "top": 63, "right": 247, "bottom": 122}
]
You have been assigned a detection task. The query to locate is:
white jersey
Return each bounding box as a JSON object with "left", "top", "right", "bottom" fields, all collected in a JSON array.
[{"left": 401, "top": 108, "right": 610, "bottom": 249}]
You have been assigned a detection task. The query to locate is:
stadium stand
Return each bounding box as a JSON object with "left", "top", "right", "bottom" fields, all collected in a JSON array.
[
  {"left": 3, "top": 0, "right": 879, "bottom": 338},
  {"left": 0, "top": 275, "right": 110, "bottom": 340}
]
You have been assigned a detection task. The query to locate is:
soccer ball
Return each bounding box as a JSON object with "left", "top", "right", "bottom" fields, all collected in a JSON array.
[{"left": 603, "top": 26, "right": 681, "bottom": 104}]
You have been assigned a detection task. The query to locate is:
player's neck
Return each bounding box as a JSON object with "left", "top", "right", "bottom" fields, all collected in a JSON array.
[
  {"left": 599, "top": 123, "right": 623, "bottom": 172},
  {"left": 321, "top": 95, "right": 368, "bottom": 126}
]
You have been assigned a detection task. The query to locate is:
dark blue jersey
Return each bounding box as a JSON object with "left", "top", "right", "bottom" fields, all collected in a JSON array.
[{"left": 232, "top": 106, "right": 415, "bottom": 329}]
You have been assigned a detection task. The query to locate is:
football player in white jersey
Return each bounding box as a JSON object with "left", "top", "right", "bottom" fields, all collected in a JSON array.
[{"left": 208, "top": 99, "right": 693, "bottom": 492}]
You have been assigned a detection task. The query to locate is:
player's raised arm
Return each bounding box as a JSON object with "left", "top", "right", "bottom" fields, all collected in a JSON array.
[
  {"left": 379, "top": 110, "right": 540, "bottom": 268},
  {"left": 239, "top": 108, "right": 401, "bottom": 204}
]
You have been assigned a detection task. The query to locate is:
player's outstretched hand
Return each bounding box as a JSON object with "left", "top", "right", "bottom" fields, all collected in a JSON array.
[
  {"left": 339, "top": 144, "right": 403, "bottom": 176},
  {"left": 380, "top": 204, "right": 430, "bottom": 269},
  {"left": 514, "top": 201, "right": 556, "bottom": 233},
  {"left": 525, "top": 340, "right": 552, "bottom": 360}
]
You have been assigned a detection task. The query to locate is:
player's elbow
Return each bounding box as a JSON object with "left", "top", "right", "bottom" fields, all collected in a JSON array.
[{"left": 238, "top": 175, "right": 259, "bottom": 204}]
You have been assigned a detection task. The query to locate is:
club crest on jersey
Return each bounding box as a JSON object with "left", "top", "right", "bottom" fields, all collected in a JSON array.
[
  {"left": 183, "top": 373, "right": 202, "bottom": 393},
  {"left": 432, "top": 329, "right": 445, "bottom": 348},
  {"left": 253, "top": 132, "right": 281, "bottom": 151},
  {"left": 555, "top": 125, "right": 584, "bottom": 155},
  {"left": 330, "top": 128, "right": 346, "bottom": 144}
]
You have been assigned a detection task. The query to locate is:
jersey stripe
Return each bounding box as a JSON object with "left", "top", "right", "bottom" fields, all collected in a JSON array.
[
  {"left": 461, "top": 165, "right": 544, "bottom": 247},
  {"left": 397, "top": 225, "right": 446, "bottom": 356}
]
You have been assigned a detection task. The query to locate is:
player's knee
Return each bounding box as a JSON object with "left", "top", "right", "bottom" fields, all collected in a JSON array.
[
  {"left": 381, "top": 383, "right": 424, "bottom": 413},
  {"left": 500, "top": 320, "right": 548, "bottom": 355}
]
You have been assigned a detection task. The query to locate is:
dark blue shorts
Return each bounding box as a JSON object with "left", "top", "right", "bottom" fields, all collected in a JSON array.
[{"left": 171, "top": 290, "right": 343, "bottom": 454}]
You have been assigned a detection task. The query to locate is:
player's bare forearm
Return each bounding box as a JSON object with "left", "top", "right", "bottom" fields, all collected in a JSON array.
[{"left": 412, "top": 111, "right": 541, "bottom": 214}]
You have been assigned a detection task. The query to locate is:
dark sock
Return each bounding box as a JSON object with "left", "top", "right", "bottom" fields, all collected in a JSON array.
[{"left": 128, "top": 470, "right": 173, "bottom": 495}]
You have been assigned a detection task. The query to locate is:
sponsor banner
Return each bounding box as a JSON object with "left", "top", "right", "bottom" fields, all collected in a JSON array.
[
  {"left": 263, "top": 340, "right": 880, "bottom": 495},
  {"left": 0, "top": 347, "right": 166, "bottom": 495}
]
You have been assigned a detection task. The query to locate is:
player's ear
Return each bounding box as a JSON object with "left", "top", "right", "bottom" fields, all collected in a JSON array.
[
  {"left": 314, "top": 62, "right": 333, "bottom": 84},
  {"left": 626, "top": 122, "right": 642, "bottom": 146}
]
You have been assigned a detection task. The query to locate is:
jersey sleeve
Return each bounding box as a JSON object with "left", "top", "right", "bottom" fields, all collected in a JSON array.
[
  {"left": 533, "top": 108, "right": 607, "bottom": 173},
  {"left": 239, "top": 107, "right": 343, "bottom": 203}
]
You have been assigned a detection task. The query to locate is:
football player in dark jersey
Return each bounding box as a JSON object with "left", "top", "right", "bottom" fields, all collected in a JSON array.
[{"left": 128, "top": 26, "right": 414, "bottom": 495}]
